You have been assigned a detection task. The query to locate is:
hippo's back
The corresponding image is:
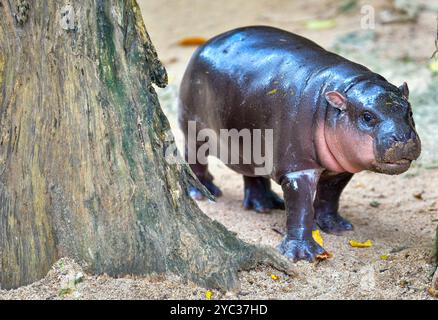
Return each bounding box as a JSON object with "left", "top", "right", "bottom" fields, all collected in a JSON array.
[
  {"left": 195, "top": 26, "right": 343, "bottom": 85},
  {"left": 179, "top": 26, "right": 370, "bottom": 131}
]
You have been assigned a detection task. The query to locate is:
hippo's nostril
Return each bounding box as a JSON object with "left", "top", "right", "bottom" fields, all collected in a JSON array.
[
  {"left": 390, "top": 131, "right": 417, "bottom": 145},
  {"left": 409, "top": 131, "right": 418, "bottom": 141}
]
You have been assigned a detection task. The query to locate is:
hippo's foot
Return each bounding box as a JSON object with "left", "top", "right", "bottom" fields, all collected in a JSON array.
[
  {"left": 189, "top": 177, "right": 222, "bottom": 201},
  {"left": 316, "top": 212, "right": 354, "bottom": 235},
  {"left": 243, "top": 189, "right": 285, "bottom": 213},
  {"left": 278, "top": 237, "right": 326, "bottom": 262}
]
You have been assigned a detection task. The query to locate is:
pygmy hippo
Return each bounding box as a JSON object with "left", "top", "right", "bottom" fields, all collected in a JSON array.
[{"left": 178, "top": 26, "right": 421, "bottom": 262}]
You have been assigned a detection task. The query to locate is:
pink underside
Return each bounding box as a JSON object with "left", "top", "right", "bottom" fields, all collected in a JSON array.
[
  {"left": 314, "top": 122, "right": 348, "bottom": 173},
  {"left": 315, "top": 120, "right": 374, "bottom": 174}
]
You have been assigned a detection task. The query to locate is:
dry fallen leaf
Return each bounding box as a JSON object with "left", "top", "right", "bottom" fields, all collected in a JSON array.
[
  {"left": 429, "top": 271, "right": 438, "bottom": 297},
  {"left": 413, "top": 192, "right": 423, "bottom": 200},
  {"left": 349, "top": 239, "right": 373, "bottom": 248},
  {"left": 316, "top": 251, "right": 332, "bottom": 261},
  {"left": 178, "top": 37, "right": 207, "bottom": 46},
  {"left": 312, "top": 229, "right": 324, "bottom": 246},
  {"left": 164, "top": 57, "right": 179, "bottom": 64},
  {"left": 369, "top": 201, "right": 381, "bottom": 208},
  {"left": 428, "top": 287, "right": 438, "bottom": 297},
  {"left": 205, "top": 290, "right": 212, "bottom": 300}
]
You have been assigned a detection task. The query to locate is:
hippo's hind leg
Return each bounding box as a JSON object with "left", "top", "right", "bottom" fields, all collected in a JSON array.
[
  {"left": 243, "top": 176, "right": 285, "bottom": 213},
  {"left": 185, "top": 144, "right": 222, "bottom": 200},
  {"left": 314, "top": 173, "right": 354, "bottom": 235}
]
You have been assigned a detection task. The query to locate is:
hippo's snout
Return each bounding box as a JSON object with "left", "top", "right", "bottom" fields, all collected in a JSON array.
[
  {"left": 385, "top": 135, "right": 420, "bottom": 161},
  {"left": 374, "top": 130, "right": 421, "bottom": 174}
]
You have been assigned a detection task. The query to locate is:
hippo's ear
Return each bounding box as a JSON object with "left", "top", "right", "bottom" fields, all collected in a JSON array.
[
  {"left": 325, "top": 91, "right": 347, "bottom": 111},
  {"left": 399, "top": 82, "right": 409, "bottom": 100}
]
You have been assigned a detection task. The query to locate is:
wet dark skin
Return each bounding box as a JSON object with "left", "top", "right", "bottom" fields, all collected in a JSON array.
[{"left": 179, "top": 26, "right": 421, "bottom": 262}]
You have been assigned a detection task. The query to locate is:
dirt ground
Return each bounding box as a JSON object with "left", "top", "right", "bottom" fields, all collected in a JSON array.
[{"left": 1, "top": 0, "right": 438, "bottom": 300}]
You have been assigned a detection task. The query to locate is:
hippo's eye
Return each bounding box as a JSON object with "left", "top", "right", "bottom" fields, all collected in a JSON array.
[{"left": 362, "top": 112, "right": 376, "bottom": 125}]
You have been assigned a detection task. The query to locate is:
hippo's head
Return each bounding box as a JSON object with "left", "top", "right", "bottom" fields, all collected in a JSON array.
[{"left": 323, "top": 81, "right": 421, "bottom": 175}]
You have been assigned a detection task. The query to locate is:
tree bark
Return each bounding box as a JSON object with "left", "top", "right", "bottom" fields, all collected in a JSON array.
[{"left": 0, "top": 0, "right": 291, "bottom": 290}]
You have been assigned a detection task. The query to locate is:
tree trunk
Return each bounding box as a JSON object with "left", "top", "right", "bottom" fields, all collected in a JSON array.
[{"left": 0, "top": 0, "right": 291, "bottom": 290}]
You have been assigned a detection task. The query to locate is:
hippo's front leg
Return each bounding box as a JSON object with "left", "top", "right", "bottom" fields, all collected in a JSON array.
[{"left": 278, "top": 169, "right": 326, "bottom": 262}]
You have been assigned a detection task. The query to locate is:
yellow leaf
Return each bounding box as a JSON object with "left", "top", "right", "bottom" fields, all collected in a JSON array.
[
  {"left": 267, "top": 89, "right": 278, "bottom": 96},
  {"left": 429, "top": 59, "right": 438, "bottom": 73},
  {"left": 167, "top": 74, "right": 175, "bottom": 84},
  {"left": 312, "top": 230, "right": 324, "bottom": 246},
  {"left": 178, "top": 37, "right": 207, "bottom": 46},
  {"left": 354, "top": 182, "right": 365, "bottom": 188},
  {"left": 205, "top": 290, "right": 212, "bottom": 300},
  {"left": 271, "top": 274, "right": 280, "bottom": 281},
  {"left": 380, "top": 254, "right": 389, "bottom": 260},
  {"left": 428, "top": 286, "right": 438, "bottom": 297},
  {"left": 306, "top": 19, "right": 337, "bottom": 30},
  {"left": 349, "top": 239, "right": 373, "bottom": 248}
]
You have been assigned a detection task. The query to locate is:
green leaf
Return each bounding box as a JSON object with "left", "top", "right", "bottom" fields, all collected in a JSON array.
[{"left": 306, "top": 19, "right": 337, "bottom": 31}]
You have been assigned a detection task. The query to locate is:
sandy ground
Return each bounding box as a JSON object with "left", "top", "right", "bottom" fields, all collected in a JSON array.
[{"left": 1, "top": 0, "right": 438, "bottom": 300}]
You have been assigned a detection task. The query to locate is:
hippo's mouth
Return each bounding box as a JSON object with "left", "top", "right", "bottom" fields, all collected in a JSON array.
[{"left": 374, "top": 159, "right": 412, "bottom": 175}]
